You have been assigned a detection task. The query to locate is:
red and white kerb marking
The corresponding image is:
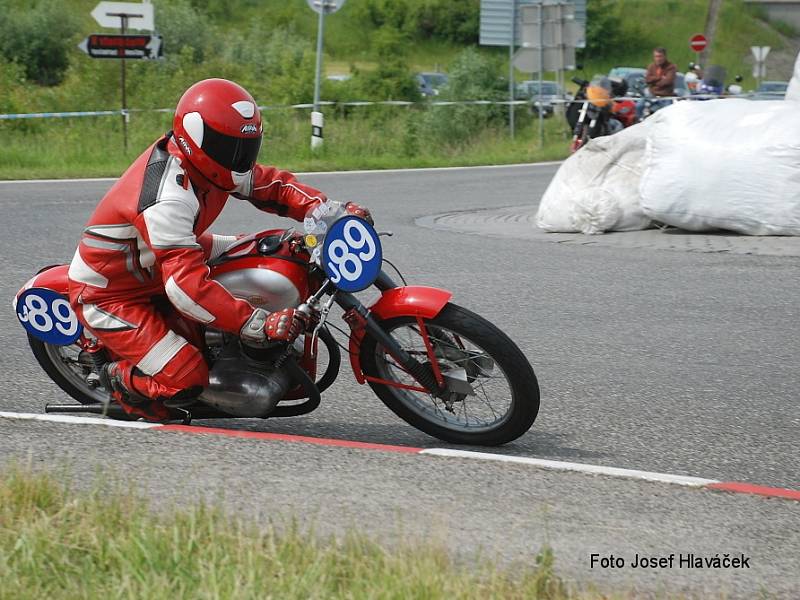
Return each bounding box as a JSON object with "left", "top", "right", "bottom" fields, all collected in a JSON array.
[{"left": 1, "top": 411, "right": 798, "bottom": 502}]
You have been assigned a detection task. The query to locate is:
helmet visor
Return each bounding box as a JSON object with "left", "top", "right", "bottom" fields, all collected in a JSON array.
[{"left": 202, "top": 122, "right": 262, "bottom": 173}]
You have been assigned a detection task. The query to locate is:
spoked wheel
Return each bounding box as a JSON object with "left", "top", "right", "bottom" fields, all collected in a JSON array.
[
  {"left": 28, "top": 335, "right": 109, "bottom": 405},
  {"left": 360, "top": 303, "right": 539, "bottom": 446}
]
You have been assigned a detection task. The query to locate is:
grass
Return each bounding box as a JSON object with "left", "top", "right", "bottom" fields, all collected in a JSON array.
[
  {"left": 0, "top": 108, "right": 570, "bottom": 180},
  {"left": 0, "top": 464, "right": 575, "bottom": 600}
]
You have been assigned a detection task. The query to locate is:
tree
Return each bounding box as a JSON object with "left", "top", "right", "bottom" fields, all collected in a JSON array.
[{"left": 0, "top": 2, "right": 79, "bottom": 86}]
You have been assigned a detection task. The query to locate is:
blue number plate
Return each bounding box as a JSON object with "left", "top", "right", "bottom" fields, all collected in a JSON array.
[
  {"left": 322, "top": 216, "right": 383, "bottom": 292},
  {"left": 15, "top": 288, "right": 83, "bottom": 345}
]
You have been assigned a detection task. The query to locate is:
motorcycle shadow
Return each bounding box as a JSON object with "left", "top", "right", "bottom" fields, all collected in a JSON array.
[{"left": 191, "top": 418, "right": 609, "bottom": 461}]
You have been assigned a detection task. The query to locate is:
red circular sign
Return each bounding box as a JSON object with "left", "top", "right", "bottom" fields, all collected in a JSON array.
[{"left": 690, "top": 34, "right": 707, "bottom": 53}]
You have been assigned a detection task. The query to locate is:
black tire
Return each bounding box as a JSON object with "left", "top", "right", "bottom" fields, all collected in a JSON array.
[
  {"left": 28, "top": 335, "right": 105, "bottom": 405},
  {"left": 315, "top": 327, "right": 341, "bottom": 394},
  {"left": 360, "top": 303, "right": 540, "bottom": 446}
]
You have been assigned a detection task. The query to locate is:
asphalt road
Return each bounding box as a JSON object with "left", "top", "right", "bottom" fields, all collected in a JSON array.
[{"left": 1, "top": 165, "right": 798, "bottom": 597}]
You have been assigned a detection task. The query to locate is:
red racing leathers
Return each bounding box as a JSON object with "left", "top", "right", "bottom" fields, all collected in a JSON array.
[{"left": 67, "top": 133, "right": 323, "bottom": 406}]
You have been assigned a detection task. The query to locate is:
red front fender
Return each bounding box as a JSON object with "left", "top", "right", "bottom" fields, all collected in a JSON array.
[{"left": 347, "top": 285, "right": 452, "bottom": 384}]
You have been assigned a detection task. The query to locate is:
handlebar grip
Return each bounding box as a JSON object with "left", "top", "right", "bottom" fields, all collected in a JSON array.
[{"left": 572, "top": 77, "right": 588, "bottom": 86}]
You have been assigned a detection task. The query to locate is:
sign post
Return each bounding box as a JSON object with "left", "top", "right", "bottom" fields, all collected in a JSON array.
[
  {"left": 307, "top": 0, "right": 346, "bottom": 151},
  {"left": 84, "top": 1, "right": 156, "bottom": 152},
  {"left": 689, "top": 33, "right": 707, "bottom": 66}
]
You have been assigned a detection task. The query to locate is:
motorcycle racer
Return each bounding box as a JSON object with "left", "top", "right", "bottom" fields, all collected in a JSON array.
[{"left": 67, "top": 78, "right": 369, "bottom": 421}]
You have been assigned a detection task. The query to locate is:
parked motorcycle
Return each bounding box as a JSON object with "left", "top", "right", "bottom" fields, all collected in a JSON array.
[
  {"left": 14, "top": 201, "right": 540, "bottom": 446},
  {"left": 567, "top": 75, "right": 634, "bottom": 152},
  {"left": 696, "top": 65, "right": 727, "bottom": 98}
]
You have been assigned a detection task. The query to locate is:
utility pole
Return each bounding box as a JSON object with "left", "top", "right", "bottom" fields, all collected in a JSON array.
[
  {"left": 700, "top": 0, "right": 723, "bottom": 66},
  {"left": 307, "top": 0, "right": 345, "bottom": 150}
]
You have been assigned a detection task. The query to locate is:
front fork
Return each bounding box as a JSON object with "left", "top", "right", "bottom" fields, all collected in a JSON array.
[
  {"left": 336, "top": 292, "right": 443, "bottom": 396},
  {"left": 334, "top": 270, "right": 446, "bottom": 396}
]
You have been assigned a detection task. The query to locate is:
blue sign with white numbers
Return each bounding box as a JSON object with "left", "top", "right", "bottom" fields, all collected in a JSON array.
[
  {"left": 322, "top": 216, "right": 383, "bottom": 292},
  {"left": 15, "top": 288, "right": 83, "bottom": 345}
]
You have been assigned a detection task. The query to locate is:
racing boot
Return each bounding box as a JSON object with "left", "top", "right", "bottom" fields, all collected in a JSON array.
[{"left": 98, "top": 362, "right": 171, "bottom": 422}]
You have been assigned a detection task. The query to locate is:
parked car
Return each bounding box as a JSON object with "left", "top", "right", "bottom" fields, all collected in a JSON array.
[
  {"left": 416, "top": 72, "right": 448, "bottom": 97},
  {"left": 516, "top": 80, "right": 566, "bottom": 117},
  {"left": 752, "top": 80, "right": 788, "bottom": 100}
]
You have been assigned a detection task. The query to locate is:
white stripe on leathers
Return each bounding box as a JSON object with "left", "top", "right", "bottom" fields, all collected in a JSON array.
[
  {"left": 82, "top": 304, "right": 137, "bottom": 331},
  {"left": 67, "top": 248, "right": 108, "bottom": 288},
  {"left": 137, "top": 330, "right": 189, "bottom": 376},
  {"left": 164, "top": 276, "right": 215, "bottom": 324}
]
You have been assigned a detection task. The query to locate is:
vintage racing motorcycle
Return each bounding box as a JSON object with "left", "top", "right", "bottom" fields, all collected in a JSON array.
[{"left": 14, "top": 201, "right": 540, "bottom": 445}]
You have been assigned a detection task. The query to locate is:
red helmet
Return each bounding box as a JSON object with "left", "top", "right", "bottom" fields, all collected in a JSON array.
[{"left": 173, "top": 79, "right": 263, "bottom": 191}]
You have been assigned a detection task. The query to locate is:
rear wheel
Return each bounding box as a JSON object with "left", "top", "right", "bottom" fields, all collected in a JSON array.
[
  {"left": 360, "top": 303, "right": 539, "bottom": 446},
  {"left": 28, "top": 336, "right": 108, "bottom": 405}
]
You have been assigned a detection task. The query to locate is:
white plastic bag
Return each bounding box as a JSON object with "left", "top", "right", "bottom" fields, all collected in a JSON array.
[
  {"left": 639, "top": 99, "right": 800, "bottom": 235},
  {"left": 785, "top": 50, "right": 800, "bottom": 102},
  {"left": 536, "top": 122, "right": 653, "bottom": 234}
]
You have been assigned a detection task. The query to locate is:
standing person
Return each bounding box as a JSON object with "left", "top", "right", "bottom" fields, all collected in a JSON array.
[{"left": 636, "top": 47, "right": 677, "bottom": 120}]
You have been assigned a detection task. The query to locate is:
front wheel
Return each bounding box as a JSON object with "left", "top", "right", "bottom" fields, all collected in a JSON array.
[{"left": 360, "top": 303, "right": 540, "bottom": 445}]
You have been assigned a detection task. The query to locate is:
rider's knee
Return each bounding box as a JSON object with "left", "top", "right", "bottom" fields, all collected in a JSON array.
[{"left": 153, "top": 344, "right": 209, "bottom": 391}]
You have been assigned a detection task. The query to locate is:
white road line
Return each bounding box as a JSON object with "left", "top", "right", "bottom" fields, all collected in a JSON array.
[
  {"left": 420, "top": 448, "right": 719, "bottom": 487},
  {"left": 0, "top": 411, "right": 717, "bottom": 487},
  {"left": 0, "top": 161, "right": 563, "bottom": 185},
  {"left": 0, "top": 411, "right": 158, "bottom": 429}
]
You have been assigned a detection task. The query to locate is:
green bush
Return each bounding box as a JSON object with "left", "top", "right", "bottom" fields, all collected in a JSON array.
[
  {"left": 419, "top": 47, "right": 506, "bottom": 145},
  {"left": 410, "top": 0, "right": 480, "bottom": 44},
  {"left": 353, "top": 0, "right": 479, "bottom": 44},
  {"left": 0, "top": 1, "right": 80, "bottom": 86},
  {"left": 349, "top": 28, "right": 418, "bottom": 101},
  {"left": 580, "top": 0, "right": 647, "bottom": 61},
  {"left": 156, "top": 0, "right": 216, "bottom": 63}
]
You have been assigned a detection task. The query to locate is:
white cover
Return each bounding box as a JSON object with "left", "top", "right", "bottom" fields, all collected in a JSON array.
[
  {"left": 639, "top": 99, "right": 800, "bottom": 235},
  {"left": 536, "top": 122, "right": 653, "bottom": 234},
  {"left": 785, "top": 50, "right": 800, "bottom": 102}
]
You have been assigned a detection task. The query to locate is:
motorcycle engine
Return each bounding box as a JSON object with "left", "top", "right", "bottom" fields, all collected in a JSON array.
[{"left": 198, "top": 332, "right": 291, "bottom": 418}]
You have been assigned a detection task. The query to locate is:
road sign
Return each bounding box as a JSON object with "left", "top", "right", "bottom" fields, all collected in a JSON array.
[
  {"left": 520, "top": 3, "right": 582, "bottom": 48},
  {"left": 78, "top": 34, "right": 162, "bottom": 60},
  {"left": 689, "top": 34, "right": 707, "bottom": 53},
  {"left": 480, "top": 0, "right": 587, "bottom": 48},
  {"left": 751, "top": 46, "right": 770, "bottom": 62},
  {"left": 513, "top": 47, "right": 576, "bottom": 71},
  {"left": 91, "top": 1, "right": 154, "bottom": 30},
  {"left": 306, "top": 0, "right": 346, "bottom": 14},
  {"left": 751, "top": 46, "right": 770, "bottom": 82}
]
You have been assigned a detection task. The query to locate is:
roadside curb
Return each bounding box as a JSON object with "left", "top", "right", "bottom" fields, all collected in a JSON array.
[{"left": 2, "top": 411, "right": 798, "bottom": 502}]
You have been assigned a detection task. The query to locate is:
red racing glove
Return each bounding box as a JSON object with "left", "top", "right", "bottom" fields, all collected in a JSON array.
[
  {"left": 264, "top": 308, "right": 308, "bottom": 343},
  {"left": 345, "top": 202, "right": 374, "bottom": 225}
]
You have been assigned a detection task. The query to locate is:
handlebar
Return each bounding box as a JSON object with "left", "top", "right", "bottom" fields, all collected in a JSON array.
[{"left": 572, "top": 77, "right": 589, "bottom": 87}]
